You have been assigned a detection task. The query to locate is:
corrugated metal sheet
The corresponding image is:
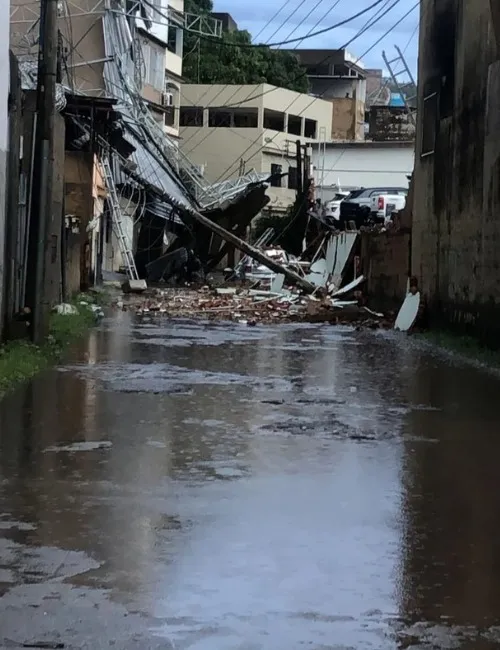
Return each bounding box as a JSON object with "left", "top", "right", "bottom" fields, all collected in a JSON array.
[{"left": 119, "top": 120, "right": 198, "bottom": 215}]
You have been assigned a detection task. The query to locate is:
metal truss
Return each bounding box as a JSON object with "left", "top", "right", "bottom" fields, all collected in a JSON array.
[
  {"left": 11, "top": 0, "right": 222, "bottom": 38},
  {"left": 10, "top": 0, "right": 265, "bottom": 209}
]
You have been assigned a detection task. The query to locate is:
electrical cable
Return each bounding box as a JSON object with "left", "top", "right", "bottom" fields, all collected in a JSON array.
[
  {"left": 264, "top": 0, "right": 310, "bottom": 45},
  {"left": 275, "top": 0, "right": 327, "bottom": 47},
  {"left": 141, "top": 0, "right": 388, "bottom": 48},
  {"left": 184, "top": 0, "right": 400, "bottom": 117},
  {"left": 180, "top": 0, "right": 334, "bottom": 152},
  {"left": 207, "top": 0, "right": 407, "bottom": 183},
  {"left": 251, "top": 0, "right": 291, "bottom": 42}
]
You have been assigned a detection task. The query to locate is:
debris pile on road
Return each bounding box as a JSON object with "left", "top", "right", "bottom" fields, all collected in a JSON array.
[
  {"left": 116, "top": 282, "right": 393, "bottom": 328},
  {"left": 112, "top": 230, "right": 410, "bottom": 328}
]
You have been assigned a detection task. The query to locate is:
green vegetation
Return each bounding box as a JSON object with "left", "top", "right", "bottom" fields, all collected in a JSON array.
[
  {"left": 183, "top": 0, "right": 309, "bottom": 93},
  {"left": 0, "top": 294, "right": 105, "bottom": 399}
]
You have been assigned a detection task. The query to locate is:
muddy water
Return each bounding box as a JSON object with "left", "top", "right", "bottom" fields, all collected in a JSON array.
[{"left": 1, "top": 313, "right": 500, "bottom": 648}]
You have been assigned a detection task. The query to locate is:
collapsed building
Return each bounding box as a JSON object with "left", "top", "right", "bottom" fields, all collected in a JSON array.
[{"left": 7, "top": 0, "right": 275, "bottom": 316}]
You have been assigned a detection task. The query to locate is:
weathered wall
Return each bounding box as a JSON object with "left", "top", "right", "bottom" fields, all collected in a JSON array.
[
  {"left": 361, "top": 230, "right": 411, "bottom": 309},
  {"left": 313, "top": 143, "right": 414, "bottom": 189},
  {"left": 330, "top": 98, "right": 365, "bottom": 140},
  {"left": 64, "top": 152, "right": 94, "bottom": 295},
  {"left": 0, "top": 1, "right": 9, "bottom": 336},
  {"left": 368, "top": 106, "right": 416, "bottom": 142},
  {"left": 412, "top": 0, "right": 500, "bottom": 345}
]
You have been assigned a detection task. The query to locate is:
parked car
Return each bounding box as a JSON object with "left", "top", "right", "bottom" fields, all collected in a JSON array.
[
  {"left": 323, "top": 191, "right": 351, "bottom": 222},
  {"left": 370, "top": 192, "right": 407, "bottom": 223},
  {"left": 243, "top": 248, "right": 291, "bottom": 286},
  {"left": 339, "top": 186, "right": 408, "bottom": 229}
]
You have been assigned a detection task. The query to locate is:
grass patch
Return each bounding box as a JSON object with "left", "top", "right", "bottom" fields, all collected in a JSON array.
[
  {"left": 0, "top": 294, "right": 104, "bottom": 399},
  {"left": 419, "top": 330, "right": 500, "bottom": 368}
]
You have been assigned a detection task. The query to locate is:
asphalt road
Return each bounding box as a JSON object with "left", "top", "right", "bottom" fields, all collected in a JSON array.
[{"left": 1, "top": 313, "right": 500, "bottom": 649}]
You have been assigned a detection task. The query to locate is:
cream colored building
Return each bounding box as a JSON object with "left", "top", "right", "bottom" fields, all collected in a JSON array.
[{"left": 180, "top": 84, "right": 333, "bottom": 213}]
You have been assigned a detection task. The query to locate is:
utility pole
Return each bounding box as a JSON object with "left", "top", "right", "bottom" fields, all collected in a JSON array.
[{"left": 27, "top": 0, "right": 58, "bottom": 344}]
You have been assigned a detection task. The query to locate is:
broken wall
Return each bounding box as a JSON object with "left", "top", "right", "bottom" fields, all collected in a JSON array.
[
  {"left": 330, "top": 98, "right": 365, "bottom": 140},
  {"left": 360, "top": 230, "right": 410, "bottom": 310}
]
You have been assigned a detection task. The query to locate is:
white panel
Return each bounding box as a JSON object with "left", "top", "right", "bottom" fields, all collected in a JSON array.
[{"left": 312, "top": 145, "right": 415, "bottom": 189}]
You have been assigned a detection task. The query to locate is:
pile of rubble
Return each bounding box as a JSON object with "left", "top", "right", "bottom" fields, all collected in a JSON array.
[{"left": 115, "top": 284, "right": 394, "bottom": 328}]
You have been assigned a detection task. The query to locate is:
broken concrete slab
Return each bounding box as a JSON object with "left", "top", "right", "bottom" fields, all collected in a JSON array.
[{"left": 122, "top": 279, "right": 148, "bottom": 294}]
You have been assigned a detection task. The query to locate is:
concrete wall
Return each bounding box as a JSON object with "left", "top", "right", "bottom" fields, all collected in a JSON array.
[
  {"left": 0, "top": 1, "right": 8, "bottom": 334},
  {"left": 312, "top": 143, "right": 414, "bottom": 189},
  {"left": 180, "top": 83, "right": 333, "bottom": 188},
  {"left": 309, "top": 78, "right": 367, "bottom": 102},
  {"left": 412, "top": 0, "right": 500, "bottom": 345},
  {"left": 330, "top": 98, "right": 365, "bottom": 140},
  {"left": 10, "top": 0, "right": 106, "bottom": 95},
  {"left": 360, "top": 231, "right": 411, "bottom": 309}
]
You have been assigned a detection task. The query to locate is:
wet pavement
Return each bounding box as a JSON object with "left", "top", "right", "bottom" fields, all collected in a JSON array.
[{"left": 1, "top": 312, "right": 500, "bottom": 649}]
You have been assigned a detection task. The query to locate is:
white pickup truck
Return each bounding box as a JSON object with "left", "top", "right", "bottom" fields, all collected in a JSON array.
[{"left": 370, "top": 192, "right": 407, "bottom": 223}]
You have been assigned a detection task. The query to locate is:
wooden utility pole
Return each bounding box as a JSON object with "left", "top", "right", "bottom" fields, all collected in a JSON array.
[{"left": 26, "top": 0, "right": 58, "bottom": 343}]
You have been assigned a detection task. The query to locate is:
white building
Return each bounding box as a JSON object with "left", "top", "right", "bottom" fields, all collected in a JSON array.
[
  {"left": 312, "top": 141, "right": 414, "bottom": 198},
  {"left": 0, "top": 0, "right": 9, "bottom": 332}
]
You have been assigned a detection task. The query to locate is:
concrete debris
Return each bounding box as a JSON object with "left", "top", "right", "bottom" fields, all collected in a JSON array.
[
  {"left": 116, "top": 283, "right": 392, "bottom": 328},
  {"left": 122, "top": 279, "right": 148, "bottom": 294}
]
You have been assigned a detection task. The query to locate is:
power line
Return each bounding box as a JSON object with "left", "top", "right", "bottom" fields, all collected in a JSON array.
[
  {"left": 180, "top": 0, "right": 343, "bottom": 152},
  {"left": 141, "top": 0, "right": 389, "bottom": 48},
  {"left": 251, "top": 0, "right": 290, "bottom": 42},
  {"left": 354, "top": 0, "right": 418, "bottom": 64},
  {"left": 208, "top": 0, "right": 407, "bottom": 184},
  {"left": 180, "top": 0, "right": 347, "bottom": 152},
  {"left": 180, "top": 0, "right": 320, "bottom": 151},
  {"left": 186, "top": 0, "right": 401, "bottom": 114}
]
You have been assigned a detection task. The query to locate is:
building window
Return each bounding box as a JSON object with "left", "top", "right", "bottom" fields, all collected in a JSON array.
[
  {"left": 421, "top": 91, "right": 438, "bottom": 157},
  {"left": 208, "top": 109, "right": 231, "bottom": 127},
  {"left": 165, "top": 106, "right": 176, "bottom": 127},
  {"left": 287, "top": 114, "right": 302, "bottom": 136},
  {"left": 233, "top": 107, "right": 258, "bottom": 128},
  {"left": 207, "top": 107, "right": 258, "bottom": 127},
  {"left": 304, "top": 118, "right": 317, "bottom": 138},
  {"left": 180, "top": 106, "right": 204, "bottom": 126},
  {"left": 143, "top": 43, "right": 164, "bottom": 90},
  {"left": 270, "top": 163, "right": 282, "bottom": 187},
  {"left": 263, "top": 109, "right": 285, "bottom": 132},
  {"left": 167, "top": 25, "right": 182, "bottom": 56},
  {"left": 288, "top": 166, "right": 297, "bottom": 190}
]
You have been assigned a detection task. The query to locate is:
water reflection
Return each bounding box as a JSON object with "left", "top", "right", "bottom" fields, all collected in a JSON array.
[{"left": 0, "top": 316, "right": 500, "bottom": 647}]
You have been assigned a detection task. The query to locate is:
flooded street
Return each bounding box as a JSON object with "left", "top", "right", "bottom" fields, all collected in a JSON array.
[{"left": 1, "top": 313, "right": 500, "bottom": 649}]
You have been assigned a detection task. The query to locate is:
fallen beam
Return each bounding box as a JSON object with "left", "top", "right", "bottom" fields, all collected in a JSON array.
[
  {"left": 141, "top": 181, "right": 316, "bottom": 292},
  {"left": 186, "top": 209, "right": 315, "bottom": 291}
]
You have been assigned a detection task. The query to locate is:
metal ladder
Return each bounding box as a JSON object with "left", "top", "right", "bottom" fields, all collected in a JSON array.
[
  {"left": 100, "top": 156, "right": 139, "bottom": 281},
  {"left": 382, "top": 46, "right": 417, "bottom": 126}
]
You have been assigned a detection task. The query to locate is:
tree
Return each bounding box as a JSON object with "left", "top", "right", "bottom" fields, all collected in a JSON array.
[{"left": 183, "top": 0, "right": 309, "bottom": 93}]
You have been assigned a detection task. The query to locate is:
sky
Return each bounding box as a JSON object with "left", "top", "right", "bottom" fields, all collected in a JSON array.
[{"left": 212, "top": 0, "right": 420, "bottom": 77}]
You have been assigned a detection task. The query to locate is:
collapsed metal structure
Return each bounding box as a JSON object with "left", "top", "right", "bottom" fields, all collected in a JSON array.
[{"left": 10, "top": 0, "right": 273, "bottom": 282}]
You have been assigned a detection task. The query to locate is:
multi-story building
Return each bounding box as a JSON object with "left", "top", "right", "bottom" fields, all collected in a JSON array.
[
  {"left": 179, "top": 83, "right": 333, "bottom": 214},
  {"left": 9, "top": 0, "right": 185, "bottom": 138},
  {"left": 288, "top": 49, "right": 367, "bottom": 141}
]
